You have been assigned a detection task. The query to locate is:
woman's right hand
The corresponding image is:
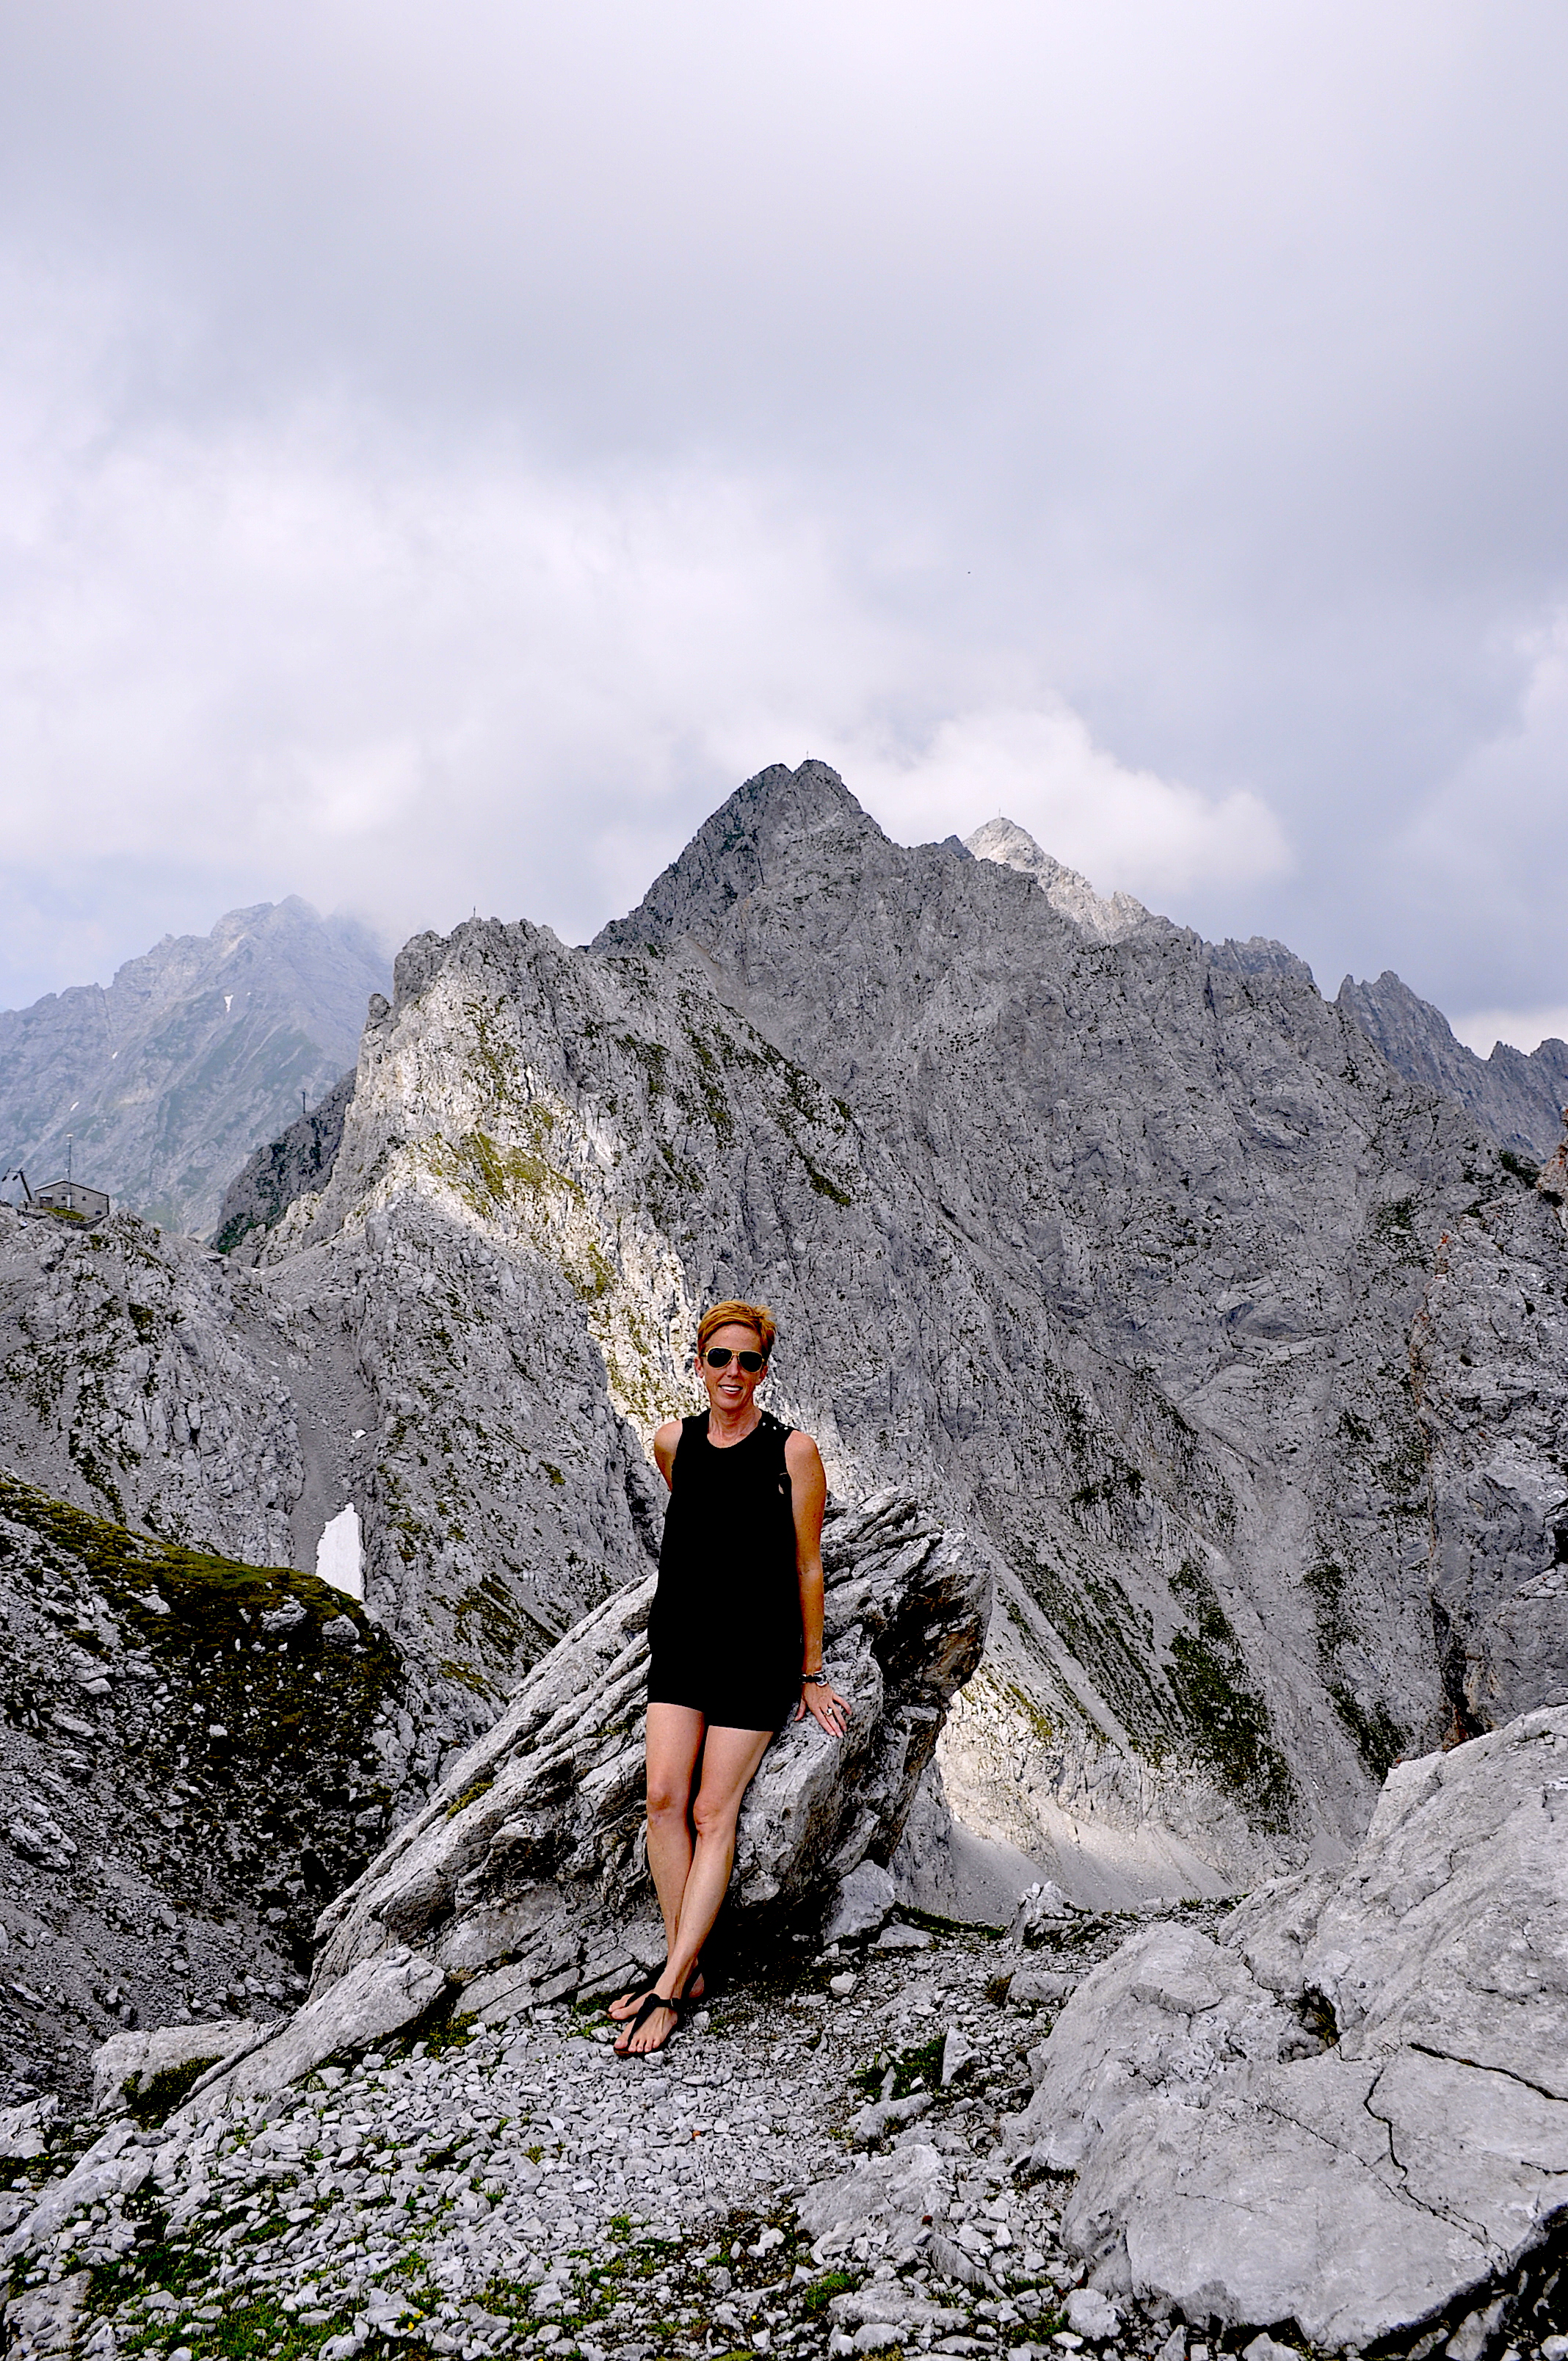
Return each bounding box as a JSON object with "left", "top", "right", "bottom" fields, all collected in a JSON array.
[{"left": 797, "top": 1677, "right": 851, "bottom": 1740}]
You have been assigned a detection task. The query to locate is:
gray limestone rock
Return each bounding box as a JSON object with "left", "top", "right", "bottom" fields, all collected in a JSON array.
[
  {"left": 850, "top": 2089, "right": 934, "bottom": 2147},
  {"left": 305, "top": 1487, "right": 988, "bottom": 2020},
  {"left": 1411, "top": 1179, "right": 1568, "bottom": 1734},
  {"left": 199, "top": 1946, "right": 449, "bottom": 2106},
  {"left": 1002, "top": 1918, "right": 1304, "bottom": 2173},
  {"left": 1009, "top": 1707, "right": 1568, "bottom": 2349},
  {"left": 0, "top": 1470, "right": 401, "bottom": 2105},
  {"left": 212, "top": 1070, "right": 357, "bottom": 1258},
  {"left": 1006, "top": 1962, "right": 1078, "bottom": 2009},
  {"left": 796, "top": 2138, "right": 953, "bottom": 2252},
  {"left": 1338, "top": 969, "right": 1568, "bottom": 1164},
  {"left": 0, "top": 2095, "right": 54, "bottom": 2158},
  {"left": 824, "top": 1857, "right": 898, "bottom": 1944},
  {"left": 827, "top": 2285, "right": 968, "bottom": 2332},
  {"left": 1006, "top": 1880, "right": 1086, "bottom": 1947},
  {"left": 91, "top": 2020, "right": 263, "bottom": 2116},
  {"left": 1064, "top": 2286, "right": 1122, "bottom": 2340}
]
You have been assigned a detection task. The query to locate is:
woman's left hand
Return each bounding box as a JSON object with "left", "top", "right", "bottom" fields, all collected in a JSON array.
[{"left": 797, "top": 1678, "right": 852, "bottom": 1739}]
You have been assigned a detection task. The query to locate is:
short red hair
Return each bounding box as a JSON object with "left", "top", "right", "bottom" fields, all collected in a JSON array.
[{"left": 696, "top": 1299, "right": 776, "bottom": 1360}]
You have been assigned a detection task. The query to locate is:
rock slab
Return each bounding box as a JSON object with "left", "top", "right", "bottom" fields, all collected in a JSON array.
[
  {"left": 189, "top": 1488, "right": 991, "bottom": 2097},
  {"left": 1008, "top": 1706, "right": 1568, "bottom": 2349}
]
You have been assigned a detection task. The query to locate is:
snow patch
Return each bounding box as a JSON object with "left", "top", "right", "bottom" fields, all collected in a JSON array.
[{"left": 315, "top": 1504, "right": 363, "bottom": 1602}]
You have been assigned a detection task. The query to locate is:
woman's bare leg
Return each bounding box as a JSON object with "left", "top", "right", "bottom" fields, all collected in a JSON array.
[
  {"left": 609, "top": 1704, "right": 705, "bottom": 2021},
  {"left": 618, "top": 1723, "right": 772, "bottom": 2056},
  {"left": 643, "top": 1703, "right": 706, "bottom": 1952}
]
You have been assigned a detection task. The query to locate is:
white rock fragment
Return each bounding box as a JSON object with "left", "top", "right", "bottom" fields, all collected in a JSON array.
[
  {"left": 0, "top": 2095, "right": 55, "bottom": 2159},
  {"left": 940, "top": 2026, "right": 979, "bottom": 2085},
  {"left": 824, "top": 1860, "right": 896, "bottom": 1945},
  {"left": 1064, "top": 2288, "right": 1122, "bottom": 2340},
  {"left": 798, "top": 2139, "right": 952, "bottom": 2250}
]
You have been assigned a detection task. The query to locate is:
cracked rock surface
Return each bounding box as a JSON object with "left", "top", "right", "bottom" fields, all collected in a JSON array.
[
  {"left": 1412, "top": 1188, "right": 1568, "bottom": 1736},
  {"left": 1007, "top": 1706, "right": 1568, "bottom": 2351}
]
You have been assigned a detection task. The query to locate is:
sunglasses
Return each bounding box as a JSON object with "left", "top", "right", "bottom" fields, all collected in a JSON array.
[{"left": 703, "top": 1347, "right": 767, "bottom": 1373}]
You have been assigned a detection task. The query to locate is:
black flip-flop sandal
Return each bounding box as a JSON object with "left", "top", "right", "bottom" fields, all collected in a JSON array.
[
  {"left": 607, "top": 1956, "right": 706, "bottom": 2023},
  {"left": 614, "top": 1987, "right": 683, "bottom": 2058}
]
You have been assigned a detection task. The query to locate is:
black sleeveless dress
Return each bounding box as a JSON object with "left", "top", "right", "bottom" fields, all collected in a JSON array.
[{"left": 646, "top": 1409, "right": 802, "bottom": 1732}]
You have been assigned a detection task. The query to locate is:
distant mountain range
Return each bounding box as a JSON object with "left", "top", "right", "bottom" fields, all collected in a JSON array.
[
  {"left": 1, "top": 864, "right": 1561, "bottom": 1256},
  {"left": 0, "top": 899, "right": 388, "bottom": 1238}
]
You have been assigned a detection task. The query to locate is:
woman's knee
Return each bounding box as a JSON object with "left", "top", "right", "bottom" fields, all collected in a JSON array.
[
  {"left": 645, "top": 1778, "right": 692, "bottom": 1822},
  {"left": 690, "top": 1787, "right": 741, "bottom": 1844}
]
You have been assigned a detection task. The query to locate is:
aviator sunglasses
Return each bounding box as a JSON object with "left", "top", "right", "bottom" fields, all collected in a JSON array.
[{"left": 702, "top": 1346, "right": 768, "bottom": 1372}]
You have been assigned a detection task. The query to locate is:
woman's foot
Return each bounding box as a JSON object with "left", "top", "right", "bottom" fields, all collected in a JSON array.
[
  {"left": 613, "top": 1986, "right": 683, "bottom": 2057},
  {"left": 607, "top": 1958, "right": 703, "bottom": 2022}
]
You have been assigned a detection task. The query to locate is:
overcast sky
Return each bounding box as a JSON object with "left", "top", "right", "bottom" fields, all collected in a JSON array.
[{"left": 3, "top": 1, "right": 1567, "bottom": 1051}]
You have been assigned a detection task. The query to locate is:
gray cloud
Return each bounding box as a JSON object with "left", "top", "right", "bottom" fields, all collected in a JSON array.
[{"left": 1, "top": 0, "right": 1567, "bottom": 1023}]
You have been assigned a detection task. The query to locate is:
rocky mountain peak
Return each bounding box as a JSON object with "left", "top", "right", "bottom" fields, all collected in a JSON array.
[
  {"left": 592, "top": 758, "right": 881, "bottom": 955},
  {"left": 964, "top": 816, "right": 1152, "bottom": 944}
]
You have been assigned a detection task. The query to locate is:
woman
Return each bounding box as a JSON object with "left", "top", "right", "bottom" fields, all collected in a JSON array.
[{"left": 610, "top": 1299, "right": 852, "bottom": 2058}]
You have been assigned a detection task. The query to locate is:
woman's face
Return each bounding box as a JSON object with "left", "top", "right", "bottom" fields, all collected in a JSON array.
[{"left": 699, "top": 1322, "right": 769, "bottom": 1418}]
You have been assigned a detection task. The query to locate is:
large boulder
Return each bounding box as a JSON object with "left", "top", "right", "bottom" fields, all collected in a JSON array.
[
  {"left": 203, "top": 1490, "right": 990, "bottom": 2087},
  {"left": 1006, "top": 1706, "right": 1568, "bottom": 2351}
]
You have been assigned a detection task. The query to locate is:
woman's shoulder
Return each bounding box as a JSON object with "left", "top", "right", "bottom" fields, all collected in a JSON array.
[
  {"left": 781, "top": 1423, "right": 822, "bottom": 1469},
  {"left": 653, "top": 1415, "right": 697, "bottom": 1482}
]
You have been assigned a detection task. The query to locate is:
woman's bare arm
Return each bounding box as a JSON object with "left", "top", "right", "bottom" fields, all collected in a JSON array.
[{"left": 786, "top": 1430, "right": 849, "bottom": 1736}]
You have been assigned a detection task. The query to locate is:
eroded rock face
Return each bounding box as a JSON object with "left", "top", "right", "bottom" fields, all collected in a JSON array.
[
  {"left": 0, "top": 1472, "right": 404, "bottom": 2105},
  {"left": 1006, "top": 1707, "right": 1568, "bottom": 2350},
  {"left": 1337, "top": 968, "right": 1568, "bottom": 1164},
  {"left": 1412, "top": 1183, "right": 1568, "bottom": 1734},
  {"left": 213, "top": 1070, "right": 357, "bottom": 1258},
  {"left": 302, "top": 1490, "right": 990, "bottom": 2036}
]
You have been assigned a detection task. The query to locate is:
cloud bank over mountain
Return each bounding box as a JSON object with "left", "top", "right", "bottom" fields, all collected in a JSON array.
[{"left": 2, "top": 1, "right": 1567, "bottom": 1020}]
